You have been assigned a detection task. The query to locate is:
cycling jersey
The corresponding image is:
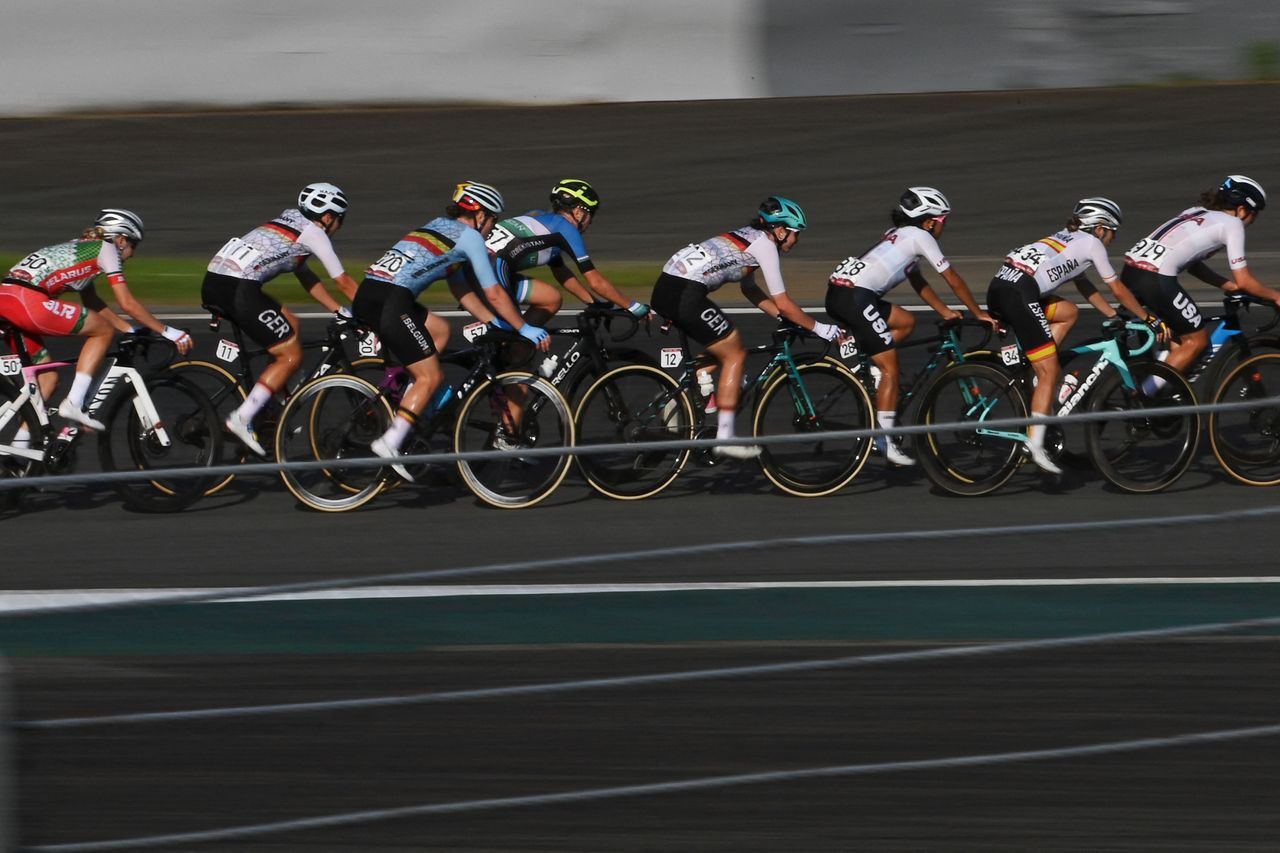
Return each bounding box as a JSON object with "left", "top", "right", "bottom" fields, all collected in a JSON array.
[
  {"left": 1123, "top": 208, "right": 1247, "bottom": 276},
  {"left": 206, "top": 208, "right": 345, "bottom": 284},
  {"left": 661, "top": 227, "right": 788, "bottom": 295},
  {"left": 488, "top": 211, "right": 595, "bottom": 281},
  {"left": 828, "top": 226, "right": 950, "bottom": 297},
  {"left": 5, "top": 239, "right": 127, "bottom": 295},
  {"left": 1002, "top": 229, "right": 1117, "bottom": 296},
  {"left": 364, "top": 217, "right": 498, "bottom": 297}
]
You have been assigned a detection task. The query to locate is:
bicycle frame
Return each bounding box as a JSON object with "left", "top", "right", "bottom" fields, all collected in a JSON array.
[{"left": 205, "top": 310, "right": 372, "bottom": 393}]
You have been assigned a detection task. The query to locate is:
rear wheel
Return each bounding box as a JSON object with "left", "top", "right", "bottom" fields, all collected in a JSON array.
[
  {"left": 916, "top": 362, "right": 1028, "bottom": 496},
  {"left": 752, "top": 362, "right": 873, "bottom": 497},
  {"left": 167, "top": 360, "right": 247, "bottom": 495},
  {"left": 453, "top": 372, "right": 574, "bottom": 509},
  {"left": 1084, "top": 361, "right": 1198, "bottom": 493},
  {"left": 574, "top": 364, "right": 694, "bottom": 500},
  {"left": 1208, "top": 352, "right": 1280, "bottom": 486},
  {"left": 275, "top": 374, "right": 392, "bottom": 511}
]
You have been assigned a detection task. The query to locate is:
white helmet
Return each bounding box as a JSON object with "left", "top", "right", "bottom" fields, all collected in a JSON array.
[
  {"left": 298, "top": 182, "right": 349, "bottom": 220},
  {"left": 898, "top": 186, "right": 951, "bottom": 219},
  {"left": 451, "top": 181, "right": 505, "bottom": 215},
  {"left": 95, "top": 208, "right": 145, "bottom": 242},
  {"left": 1073, "top": 197, "right": 1123, "bottom": 229}
]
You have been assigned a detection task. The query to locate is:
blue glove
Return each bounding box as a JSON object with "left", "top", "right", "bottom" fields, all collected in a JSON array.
[
  {"left": 628, "top": 301, "right": 652, "bottom": 318},
  {"left": 518, "top": 324, "right": 549, "bottom": 346},
  {"left": 489, "top": 317, "right": 514, "bottom": 331}
]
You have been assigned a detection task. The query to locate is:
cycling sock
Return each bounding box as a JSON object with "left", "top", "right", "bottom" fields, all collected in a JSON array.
[
  {"left": 382, "top": 413, "right": 414, "bottom": 452},
  {"left": 716, "top": 408, "right": 736, "bottom": 440},
  {"left": 875, "top": 410, "right": 896, "bottom": 449},
  {"left": 1027, "top": 422, "right": 1046, "bottom": 448},
  {"left": 237, "top": 382, "right": 273, "bottom": 422},
  {"left": 67, "top": 372, "right": 94, "bottom": 409},
  {"left": 1139, "top": 374, "right": 1168, "bottom": 396}
]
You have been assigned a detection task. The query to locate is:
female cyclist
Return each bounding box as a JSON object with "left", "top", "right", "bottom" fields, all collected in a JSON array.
[
  {"left": 986, "top": 197, "right": 1149, "bottom": 474},
  {"left": 203, "top": 182, "right": 359, "bottom": 456},
  {"left": 1121, "top": 175, "right": 1280, "bottom": 378},
  {"left": 0, "top": 209, "right": 192, "bottom": 432},
  {"left": 355, "top": 181, "right": 549, "bottom": 476},
  {"left": 824, "top": 187, "right": 994, "bottom": 466},
  {"left": 650, "top": 196, "right": 841, "bottom": 460}
]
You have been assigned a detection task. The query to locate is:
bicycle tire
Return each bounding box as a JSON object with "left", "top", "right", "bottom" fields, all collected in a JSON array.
[
  {"left": 0, "top": 377, "right": 46, "bottom": 511},
  {"left": 574, "top": 363, "right": 694, "bottom": 500},
  {"left": 97, "top": 374, "right": 223, "bottom": 512},
  {"left": 453, "top": 371, "right": 574, "bottom": 509},
  {"left": 275, "top": 374, "right": 392, "bottom": 512},
  {"left": 1208, "top": 352, "right": 1280, "bottom": 486},
  {"left": 752, "top": 362, "right": 874, "bottom": 497},
  {"left": 916, "top": 361, "right": 1028, "bottom": 496},
  {"left": 1195, "top": 334, "right": 1280, "bottom": 400},
  {"left": 1084, "top": 361, "right": 1198, "bottom": 493},
  {"left": 167, "top": 359, "right": 248, "bottom": 495},
  {"left": 563, "top": 347, "right": 660, "bottom": 406}
]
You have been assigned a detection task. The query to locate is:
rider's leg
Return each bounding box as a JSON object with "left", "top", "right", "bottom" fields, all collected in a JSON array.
[
  {"left": 521, "top": 279, "right": 562, "bottom": 328},
  {"left": 1044, "top": 296, "right": 1077, "bottom": 345},
  {"left": 706, "top": 331, "right": 746, "bottom": 439},
  {"left": 377, "top": 354, "right": 443, "bottom": 454}
]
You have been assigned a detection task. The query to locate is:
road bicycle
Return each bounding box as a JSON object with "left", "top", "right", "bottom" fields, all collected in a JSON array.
[
  {"left": 535, "top": 303, "right": 657, "bottom": 404},
  {"left": 274, "top": 329, "right": 573, "bottom": 512},
  {"left": 167, "top": 306, "right": 385, "bottom": 494},
  {"left": 1167, "top": 292, "right": 1280, "bottom": 397},
  {"left": 916, "top": 317, "right": 1198, "bottom": 496},
  {"left": 573, "top": 319, "right": 873, "bottom": 500},
  {"left": 0, "top": 323, "right": 221, "bottom": 512}
]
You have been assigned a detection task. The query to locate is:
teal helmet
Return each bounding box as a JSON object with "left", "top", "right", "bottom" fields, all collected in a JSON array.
[{"left": 756, "top": 196, "right": 808, "bottom": 230}]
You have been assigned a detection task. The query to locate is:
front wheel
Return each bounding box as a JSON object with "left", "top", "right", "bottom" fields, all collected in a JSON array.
[
  {"left": 97, "top": 375, "right": 223, "bottom": 512},
  {"left": 453, "top": 372, "right": 574, "bottom": 509},
  {"left": 916, "top": 362, "right": 1029, "bottom": 496},
  {"left": 167, "top": 359, "right": 247, "bottom": 495},
  {"left": 574, "top": 364, "right": 694, "bottom": 500},
  {"left": 1208, "top": 352, "right": 1280, "bottom": 486},
  {"left": 752, "top": 362, "right": 874, "bottom": 497},
  {"left": 275, "top": 374, "right": 393, "bottom": 512},
  {"left": 1084, "top": 361, "right": 1198, "bottom": 493},
  {"left": 0, "top": 378, "right": 46, "bottom": 511}
]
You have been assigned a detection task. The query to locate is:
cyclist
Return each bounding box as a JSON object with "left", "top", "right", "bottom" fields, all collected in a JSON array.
[
  {"left": 650, "top": 196, "right": 841, "bottom": 460},
  {"left": 986, "top": 197, "right": 1149, "bottom": 474},
  {"left": 204, "top": 182, "right": 360, "bottom": 456},
  {"left": 0, "top": 209, "right": 192, "bottom": 433},
  {"left": 824, "top": 187, "right": 994, "bottom": 466},
  {"left": 1121, "top": 175, "right": 1280, "bottom": 379},
  {"left": 356, "top": 181, "right": 549, "bottom": 476},
  {"left": 451, "top": 178, "right": 650, "bottom": 333}
]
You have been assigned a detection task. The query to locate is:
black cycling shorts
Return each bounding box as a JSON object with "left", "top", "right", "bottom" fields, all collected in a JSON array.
[
  {"left": 352, "top": 278, "right": 437, "bottom": 366},
  {"left": 1120, "top": 265, "right": 1204, "bottom": 335},
  {"left": 825, "top": 284, "right": 894, "bottom": 357},
  {"left": 201, "top": 272, "right": 296, "bottom": 348},
  {"left": 986, "top": 268, "right": 1057, "bottom": 362},
  {"left": 651, "top": 273, "right": 734, "bottom": 346}
]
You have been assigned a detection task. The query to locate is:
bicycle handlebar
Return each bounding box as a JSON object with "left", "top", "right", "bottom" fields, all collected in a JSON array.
[
  {"left": 1223, "top": 291, "right": 1280, "bottom": 333},
  {"left": 577, "top": 303, "right": 643, "bottom": 343},
  {"left": 936, "top": 317, "right": 995, "bottom": 350}
]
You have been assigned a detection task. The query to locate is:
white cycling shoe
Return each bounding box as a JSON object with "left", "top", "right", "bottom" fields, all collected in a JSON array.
[
  {"left": 713, "top": 442, "right": 762, "bottom": 461},
  {"left": 370, "top": 436, "right": 414, "bottom": 482},
  {"left": 1025, "top": 441, "right": 1062, "bottom": 475},
  {"left": 224, "top": 410, "right": 267, "bottom": 457},
  {"left": 880, "top": 440, "right": 915, "bottom": 467},
  {"left": 57, "top": 398, "right": 105, "bottom": 431}
]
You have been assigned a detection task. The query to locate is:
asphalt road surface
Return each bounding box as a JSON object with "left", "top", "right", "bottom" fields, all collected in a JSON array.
[{"left": 3, "top": 87, "right": 1280, "bottom": 850}]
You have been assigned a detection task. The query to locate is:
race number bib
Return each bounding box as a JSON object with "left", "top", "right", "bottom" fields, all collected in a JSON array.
[
  {"left": 830, "top": 256, "right": 867, "bottom": 285},
  {"left": 210, "top": 237, "right": 264, "bottom": 274},
  {"left": 838, "top": 335, "right": 859, "bottom": 360},
  {"left": 215, "top": 339, "right": 240, "bottom": 363},
  {"left": 358, "top": 331, "right": 382, "bottom": 357},
  {"left": 484, "top": 222, "right": 517, "bottom": 253},
  {"left": 660, "top": 348, "right": 683, "bottom": 369},
  {"left": 462, "top": 321, "right": 489, "bottom": 343},
  {"left": 669, "top": 244, "right": 712, "bottom": 275},
  {"left": 1126, "top": 238, "right": 1167, "bottom": 267},
  {"left": 0, "top": 354, "right": 20, "bottom": 377},
  {"left": 1000, "top": 344, "right": 1021, "bottom": 367},
  {"left": 366, "top": 248, "right": 411, "bottom": 280},
  {"left": 1007, "top": 242, "right": 1048, "bottom": 272}
]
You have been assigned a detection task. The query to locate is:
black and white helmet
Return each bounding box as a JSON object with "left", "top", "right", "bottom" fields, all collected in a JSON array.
[
  {"left": 298, "top": 182, "right": 349, "bottom": 220},
  {"left": 95, "top": 208, "right": 145, "bottom": 242},
  {"left": 451, "top": 181, "right": 505, "bottom": 215},
  {"left": 1220, "top": 175, "right": 1267, "bottom": 212},
  {"left": 1073, "top": 197, "right": 1123, "bottom": 229},
  {"left": 898, "top": 186, "right": 951, "bottom": 219}
]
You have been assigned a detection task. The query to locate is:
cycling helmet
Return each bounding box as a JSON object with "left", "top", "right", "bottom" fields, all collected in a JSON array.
[
  {"left": 898, "top": 187, "right": 951, "bottom": 220},
  {"left": 1073, "top": 197, "right": 1123, "bottom": 229},
  {"left": 756, "top": 196, "right": 808, "bottom": 230},
  {"left": 1220, "top": 174, "right": 1267, "bottom": 212},
  {"left": 94, "top": 208, "right": 145, "bottom": 242},
  {"left": 451, "top": 181, "right": 505, "bottom": 215},
  {"left": 298, "top": 182, "right": 349, "bottom": 220},
  {"left": 551, "top": 178, "right": 600, "bottom": 211}
]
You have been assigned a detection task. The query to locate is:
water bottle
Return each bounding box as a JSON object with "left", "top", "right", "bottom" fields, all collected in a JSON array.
[
  {"left": 697, "top": 371, "right": 714, "bottom": 398},
  {"left": 538, "top": 354, "right": 560, "bottom": 379},
  {"left": 1057, "top": 371, "right": 1080, "bottom": 405}
]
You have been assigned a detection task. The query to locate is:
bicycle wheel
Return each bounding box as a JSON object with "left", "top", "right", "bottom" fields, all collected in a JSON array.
[
  {"left": 97, "top": 375, "right": 223, "bottom": 512},
  {"left": 1195, "top": 334, "right": 1280, "bottom": 400},
  {"left": 168, "top": 359, "right": 247, "bottom": 495},
  {"left": 0, "top": 378, "right": 46, "bottom": 511},
  {"left": 752, "top": 362, "right": 874, "bottom": 497},
  {"left": 453, "top": 371, "right": 574, "bottom": 509},
  {"left": 275, "top": 374, "right": 392, "bottom": 511},
  {"left": 916, "top": 362, "right": 1028, "bottom": 496},
  {"left": 574, "top": 364, "right": 694, "bottom": 500},
  {"left": 1084, "top": 361, "right": 1198, "bottom": 493},
  {"left": 1208, "top": 352, "right": 1280, "bottom": 486}
]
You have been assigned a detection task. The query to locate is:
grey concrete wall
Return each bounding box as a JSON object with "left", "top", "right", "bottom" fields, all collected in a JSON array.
[{"left": 2, "top": 1, "right": 1278, "bottom": 115}]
